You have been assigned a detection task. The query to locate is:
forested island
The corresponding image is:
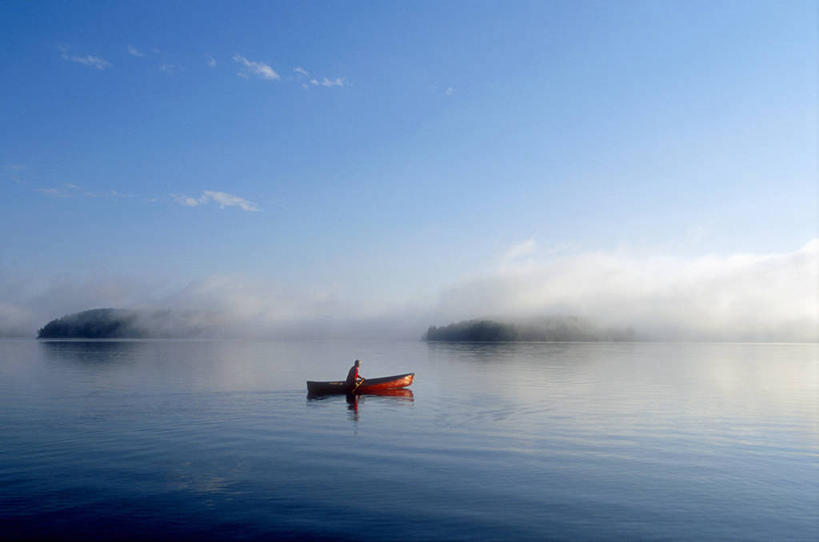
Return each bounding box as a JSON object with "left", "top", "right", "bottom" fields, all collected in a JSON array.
[
  {"left": 36, "top": 308, "right": 215, "bottom": 339},
  {"left": 38, "top": 309, "right": 635, "bottom": 342},
  {"left": 424, "top": 317, "right": 635, "bottom": 342}
]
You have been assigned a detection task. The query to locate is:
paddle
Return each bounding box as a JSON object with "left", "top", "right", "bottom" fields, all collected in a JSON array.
[{"left": 351, "top": 378, "right": 366, "bottom": 394}]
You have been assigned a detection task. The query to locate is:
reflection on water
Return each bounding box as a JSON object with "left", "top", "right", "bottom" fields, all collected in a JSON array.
[
  {"left": 0, "top": 339, "right": 816, "bottom": 541},
  {"left": 40, "top": 339, "right": 146, "bottom": 364},
  {"left": 307, "top": 389, "right": 414, "bottom": 422}
]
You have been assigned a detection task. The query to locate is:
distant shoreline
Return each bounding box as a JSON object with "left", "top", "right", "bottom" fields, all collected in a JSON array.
[
  {"left": 424, "top": 318, "right": 635, "bottom": 342},
  {"left": 30, "top": 309, "right": 818, "bottom": 343}
]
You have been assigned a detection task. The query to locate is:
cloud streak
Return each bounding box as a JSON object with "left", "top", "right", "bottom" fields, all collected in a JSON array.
[
  {"left": 233, "top": 55, "right": 279, "bottom": 80},
  {"left": 34, "top": 183, "right": 134, "bottom": 200},
  {"left": 294, "top": 66, "right": 346, "bottom": 89},
  {"left": 61, "top": 51, "right": 112, "bottom": 70},
  {"left": 172, "top": 190, "right": 259, "bottom": 212}
]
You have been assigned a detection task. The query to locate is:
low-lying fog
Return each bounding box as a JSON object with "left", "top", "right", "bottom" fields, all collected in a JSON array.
[{"left": 3, "top": 239, "right": 816, "bottom": 342}]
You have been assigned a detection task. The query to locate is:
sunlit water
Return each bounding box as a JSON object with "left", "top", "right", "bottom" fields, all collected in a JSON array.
[{"left": 1, "top": 340, "right": 816, "bottom": 541}]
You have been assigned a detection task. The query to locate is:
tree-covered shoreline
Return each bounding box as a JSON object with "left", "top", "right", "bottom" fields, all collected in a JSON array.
[
  {"left": 36, "top": 308, "right": 217, "bottom": 339},
  {"left": 424, "top": 318, "right": 635, "bottom": 342}
]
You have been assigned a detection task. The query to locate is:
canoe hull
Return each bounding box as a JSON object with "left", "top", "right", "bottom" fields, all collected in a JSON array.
[{"left": 306, "top": 372, "right": 414, "bottom": 395}]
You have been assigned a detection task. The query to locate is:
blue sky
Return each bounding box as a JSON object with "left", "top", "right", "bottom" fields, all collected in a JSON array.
[{"left": 1, "top": 1, "right": 817, "bottom": 338}]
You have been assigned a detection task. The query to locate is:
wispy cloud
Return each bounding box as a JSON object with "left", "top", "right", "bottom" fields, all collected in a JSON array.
[
  {"left": 35, "top": 187, "right": 68, "bottom": 198},
  {"left": 61, "top": 50, "right": 112, "bottom": 70},
  {"left": 206, "top": 55, "right": 216, "bottom": 68},
  {"left": 127, "top": 45, "right": 144, "bottom": 57},
  {"left": 445, "top": 86, "right": 455, "bottom": 96},
  {"left": 233, "top": 55, "right": 279, "bottom": 80},
  {"left": 35, "top": 183, "right": 134, "bottom": 200},
  {"left": 36, "top": 183, "right": 84, "bottom": 197},
  {"left": 159, "top": 63, "right": 177, "bottom": 73},
  {"left": 294, "top": 66, "right": 346, "bottom": 89},
  {"left": 172, "top": 190, "right": 259, "bottom": 212},
  {"left": 83, "top": 189, "right": 134, "bottom": 199}
]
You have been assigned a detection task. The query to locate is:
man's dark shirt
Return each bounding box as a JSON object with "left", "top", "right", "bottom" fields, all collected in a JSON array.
[{"left": 345, "top": 365, "right": 359, "bottom": 387}]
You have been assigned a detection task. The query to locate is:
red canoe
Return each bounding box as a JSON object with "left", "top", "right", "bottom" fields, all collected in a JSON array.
[{"left": 306, "top": 373, "right": 414, "bottom": 395}]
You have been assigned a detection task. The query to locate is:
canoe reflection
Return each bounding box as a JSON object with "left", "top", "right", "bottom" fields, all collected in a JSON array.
[
  {"left": 307, "top": 389, "right": 414, "bottom": 421},
  {"left": 307, "top": 388, "right": 414, "bottom": 401}
]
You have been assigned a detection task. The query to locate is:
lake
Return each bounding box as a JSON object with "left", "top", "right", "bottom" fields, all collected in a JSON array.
[{"left": 0, "top": 339, "right": 816, "bottom": 541}]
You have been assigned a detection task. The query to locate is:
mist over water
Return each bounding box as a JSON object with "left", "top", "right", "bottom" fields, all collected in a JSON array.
[
  {"left": 432, "top": 239, "right": 819, "bottom": 342},
  {"left": 1, "top": 339, "right": 816, "bottom": 541},
  {"left": 2, "top": 240, "right": 817, "bottom": 341}
]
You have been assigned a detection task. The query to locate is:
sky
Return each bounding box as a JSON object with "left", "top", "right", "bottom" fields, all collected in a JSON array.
[{"left": 1, "top": 1, "right": 817, "bottom": 339}]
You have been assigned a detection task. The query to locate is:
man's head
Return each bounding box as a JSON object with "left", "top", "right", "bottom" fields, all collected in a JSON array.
[{"left": 354, "top": 360, "right": 360, "bottom": 367}]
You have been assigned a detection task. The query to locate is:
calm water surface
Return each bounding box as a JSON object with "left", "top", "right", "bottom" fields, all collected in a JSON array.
[{"left": 1, "top": 340, "right": 816, "bottom": 540}]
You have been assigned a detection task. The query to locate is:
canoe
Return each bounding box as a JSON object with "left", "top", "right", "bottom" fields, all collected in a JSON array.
[{"left": 306, "top": 372, "right": 414, "bottom": 395}]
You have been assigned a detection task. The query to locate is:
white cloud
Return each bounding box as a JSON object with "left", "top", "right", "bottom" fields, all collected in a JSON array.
[
  {"left": 127, "top": 45, "right": 144, "bottom": 57},
  {"left": 433, "top": 240, "right": 819, "bottom": 342},
  {"left": 159, "top": 63, "right": 177, "bottom": 73},
  {"left": 61, "top": 51, "right": 112, "bottom": 70},
  {"left": 320, "top": 77, "right": 344, "bottom": 87},
  {"left": 445, "top": 86, "right": 455, "bottom": 96},
  {"left": 233, "top": 54, "right": 279, "bottom": 80},
  {"left": 204, "top": 191, "right": 259, "bottom": 211},
  {"left": 294, "top": 66, "right": 310, "bottom": 76},
  {"left": 172, "top": 190, "right": 259, "bottom": 212},
  {"left": 206, "top": 55, "right": 216, "bottom": 67}
]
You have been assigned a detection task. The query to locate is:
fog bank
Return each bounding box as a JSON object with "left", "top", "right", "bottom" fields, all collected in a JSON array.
[
  {"left": 2, "top": 240, "right": 816, "bottom": 342},
  {"left": 431, "top": 239, "right": 818, "bottom": 342}
]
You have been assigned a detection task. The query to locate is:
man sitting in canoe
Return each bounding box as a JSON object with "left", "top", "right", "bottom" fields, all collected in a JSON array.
[{"left": 345, "top": 360, "right": 365, "bottom": 391}]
